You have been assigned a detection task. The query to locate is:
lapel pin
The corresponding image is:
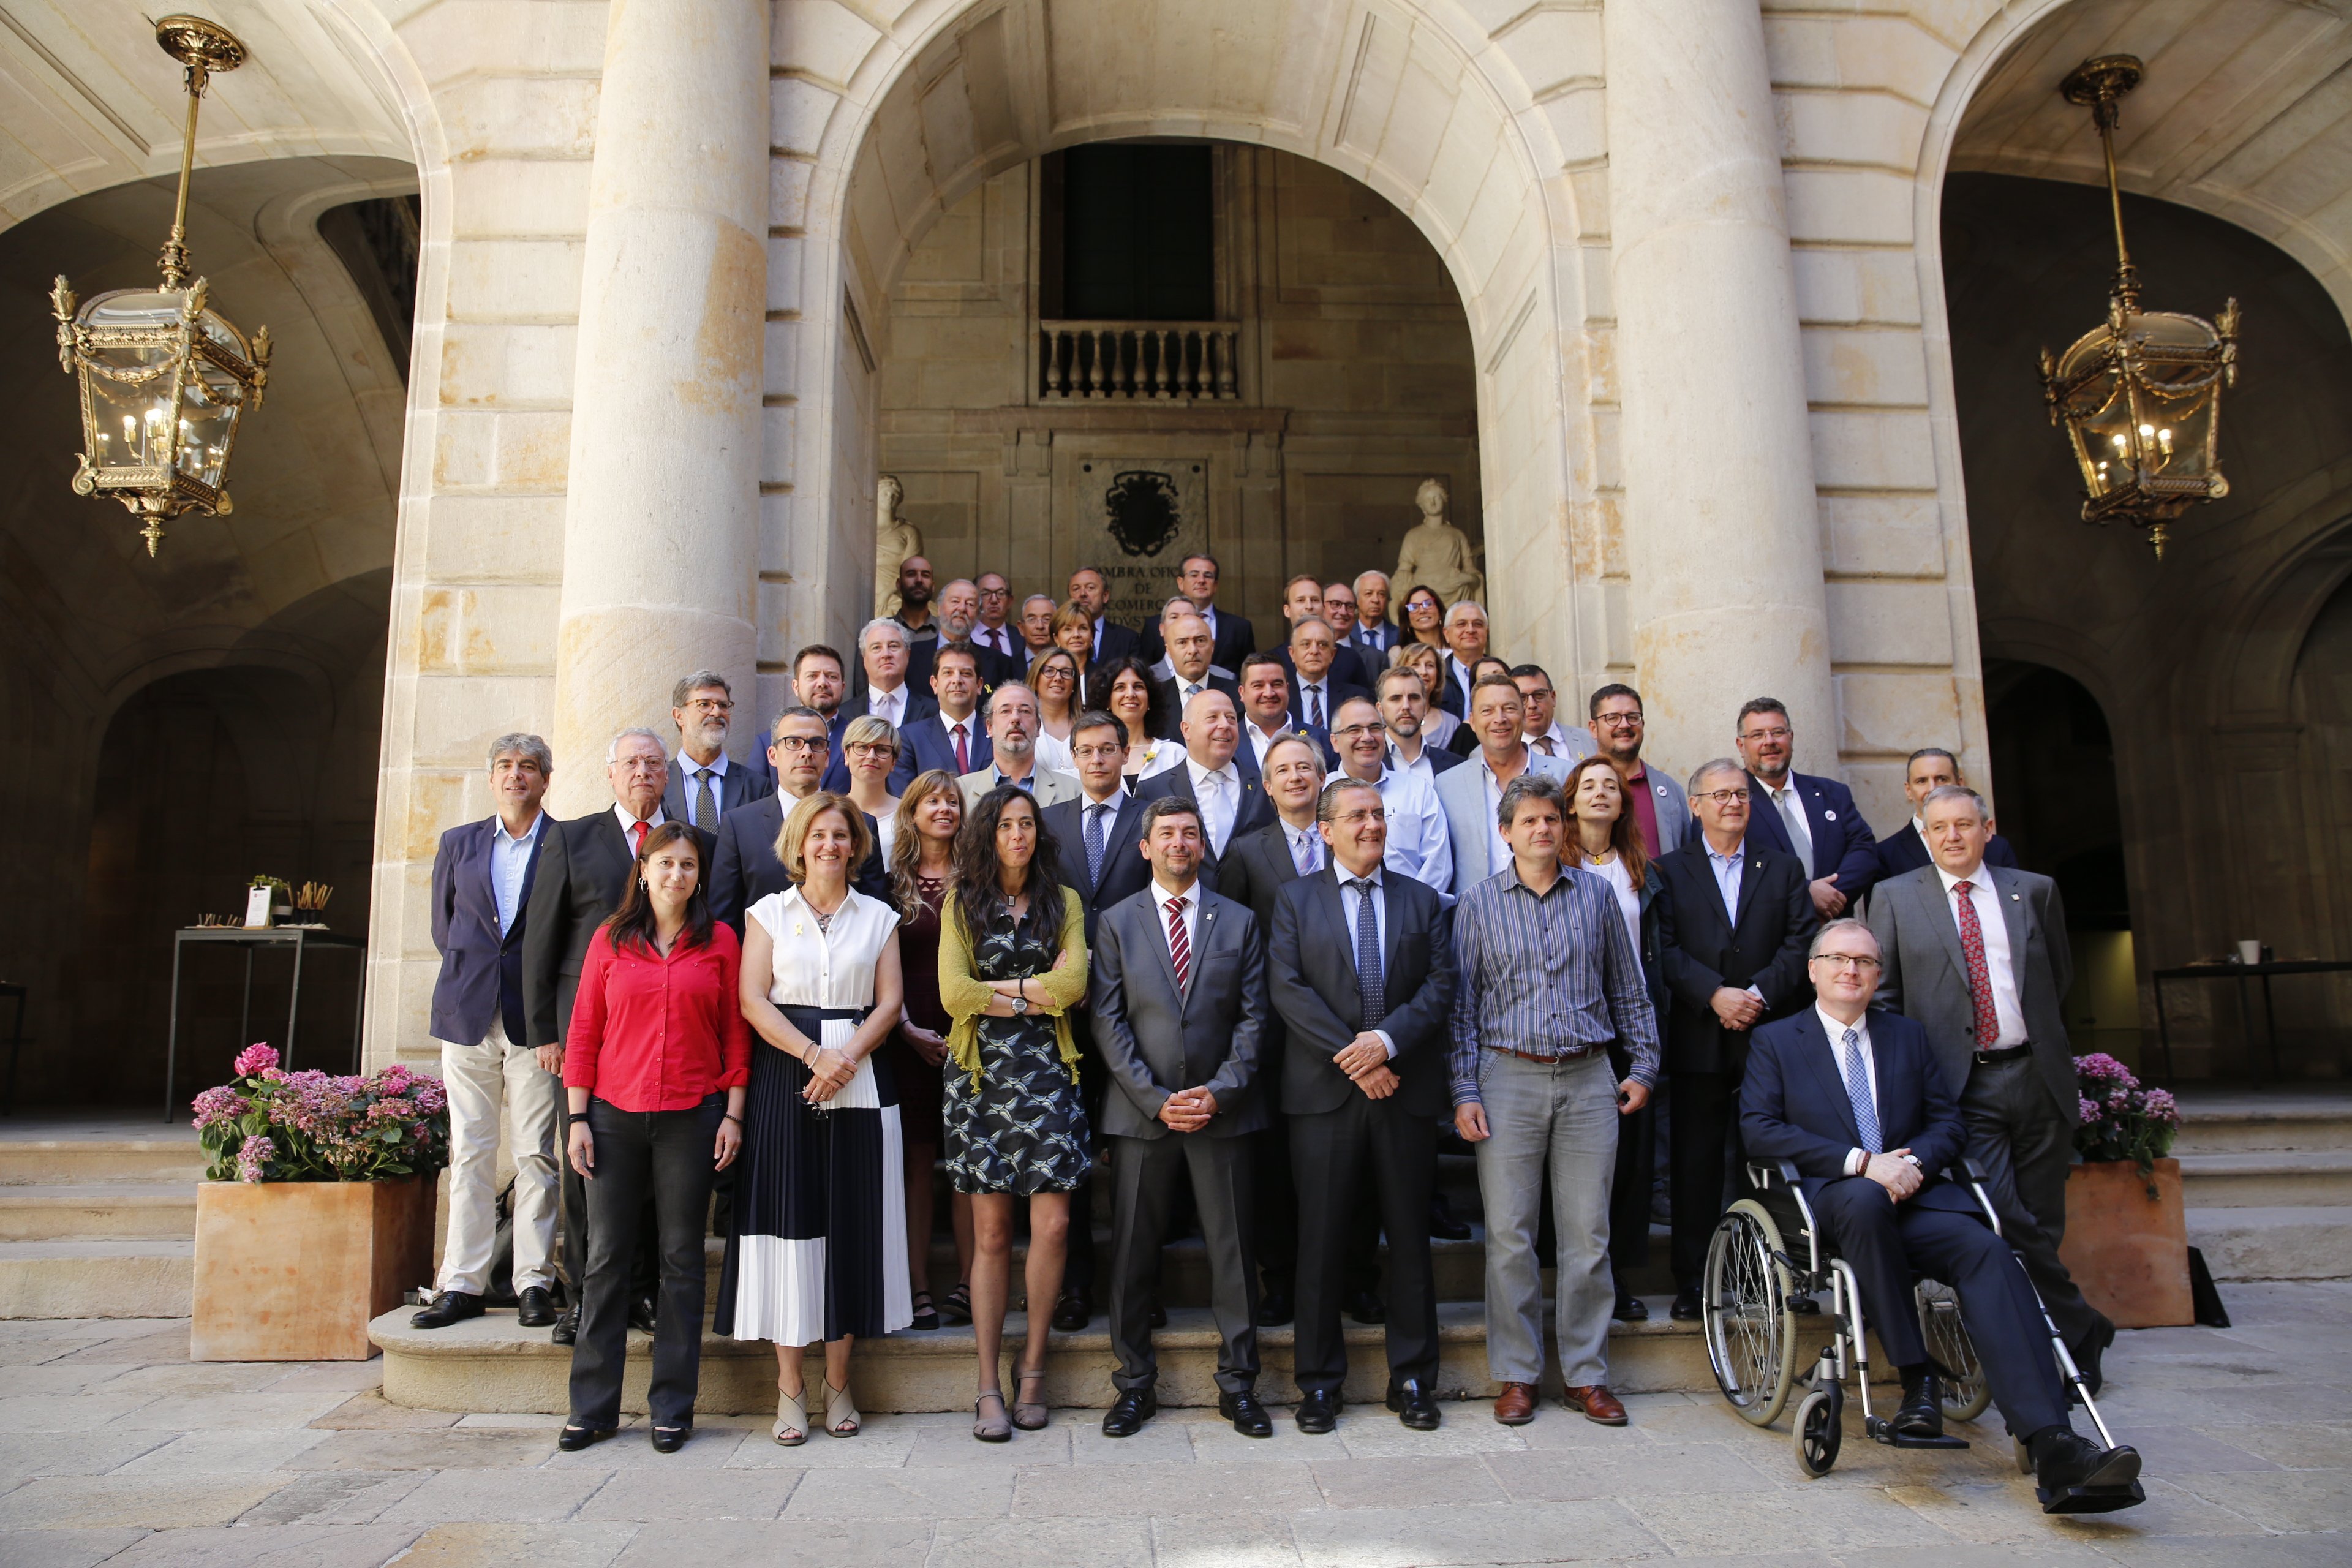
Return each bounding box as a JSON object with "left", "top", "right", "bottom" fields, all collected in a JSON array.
[{"left": 1824, "top": 809, "right": 1838, "bottom": 821}]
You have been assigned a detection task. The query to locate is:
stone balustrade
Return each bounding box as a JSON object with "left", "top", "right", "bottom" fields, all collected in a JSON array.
[{"left": 1038, "top": 321, "right": 1242, "bottom": 401}]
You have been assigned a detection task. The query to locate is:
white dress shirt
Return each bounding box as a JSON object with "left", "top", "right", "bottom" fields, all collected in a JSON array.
[
  {"left": 1583, "top": 852, "right": 1640, "bottom": 963},
  {"left": 1352, "top": 765, "right": 1452, "bottom": 891},
  {"left": 974, "top": 621, "right": 1015, "bottom": 658},
  {"left": 1148, "top": 875, "right": 1202, "bottom": 965},
  {"left": 1185, "top": 757, "right": 1242, "bottom": 854},
  {"left": 1244, "top": 718, "right": 1293, "bottom": 771},
  {"left": 1527, "top": 722, "right": 1595, "bottom": 763},
  {"left": 1296, "top": 677, "right": 1335, "bottom": 730},
  {"left": 867, "top": 684, "right": 910, "bottom": 729},
  {"left": 1819, "top": 1005, "right": 1882, "bottom": 1176},
  {"left": 610, "top": 802, "right": 668, "bottom": 853},
  {"left": 1937, "top": 864, "right": 2029, "bottom": 1046}
]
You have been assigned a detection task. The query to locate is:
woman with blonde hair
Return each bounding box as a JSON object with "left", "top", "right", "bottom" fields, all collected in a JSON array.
[
  {"left": 718, "top": 792, "right": 910, "bottom": 1445},
  {"left": 1026, "top": 646, "right": 1084, "bottom": 777},
  {"left": 840, "top": 715, "right": 904, "bottom": 856}
]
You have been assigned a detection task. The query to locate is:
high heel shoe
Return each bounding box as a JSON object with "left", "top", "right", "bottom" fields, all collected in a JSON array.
[
  {"left": 772, "top": 1382, "right": 809, "bottom": 1447},
  {"left": 973, "top": 1389, "right": 1011, "bottom": 1443},
  {"left": 1012, "top": 1366, "right": 1049, "bottom": 1431},
  {"left": 823, "top": 1378, "right": 861, "bottom": 1438}
]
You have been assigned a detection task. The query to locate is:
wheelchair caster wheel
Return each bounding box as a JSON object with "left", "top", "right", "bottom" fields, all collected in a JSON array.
[{"left": 1793, "top": 1387, "right": 1842, "bottom": 1477}]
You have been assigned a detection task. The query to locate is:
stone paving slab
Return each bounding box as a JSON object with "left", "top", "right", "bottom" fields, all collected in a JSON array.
[{"left": 0, "top": 1281, "right": 2342, "bottom": 1564}]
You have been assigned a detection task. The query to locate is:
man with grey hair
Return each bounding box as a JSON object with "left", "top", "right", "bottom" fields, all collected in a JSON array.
[
  {"left": 957, "top": 682, "right": 1081, "bottom": 808},
  {"left": 413, "top": 732, "right": 560, "bottom": 1332},
  {"left": 1019, "top": 593, "right": 1059, "bottom": 662},
  {"left": 662, "top": 670, "right": 773, "bottom": 831},
  {"left": 824, "top": 619, "right": 934, "bottom": 794},
  {"left": 1351, "top": 569, "right": 1400, "bottom": 655},
  {"left": 1437, "top": 600, "right": 1490, "bottom": 718},
  {"left": 1868, "top": 782, "right": 2114, "bottom": 1393}
]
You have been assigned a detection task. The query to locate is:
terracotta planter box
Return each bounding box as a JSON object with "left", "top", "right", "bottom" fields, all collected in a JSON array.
[
  {"left": 2059, "top": 1156, "right": 2192, "bottom": 1329},
  {"left": 192, "top": 1176, "right": 436, "bottom": 1361}
]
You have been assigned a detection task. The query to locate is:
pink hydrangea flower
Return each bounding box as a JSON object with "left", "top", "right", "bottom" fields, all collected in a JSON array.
[
  {"left": 190, "top": 1084, "right": 249, "bottom": 1131},
  {"left": 235, "top": 1136, "right": 276, "bottom": 1183},
  {"left": 232, "top": 1042, "right": 280, "bottom": 1078},
  {"left": 2079, "top": 1095, "right": 2100, "bottom": 1124}
]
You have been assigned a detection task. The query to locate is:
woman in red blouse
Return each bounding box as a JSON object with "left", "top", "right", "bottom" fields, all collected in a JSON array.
[{"left": 560, "top": 822, "right": 749, "bottom": 1455}]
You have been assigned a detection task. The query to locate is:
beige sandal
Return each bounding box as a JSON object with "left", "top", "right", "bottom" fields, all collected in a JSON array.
[
  {"left": 973, "top": 1389, "right": 1011, "bottom": 1443},
  {"left": 1012, "top": 1366, "right": 1049, "bottom": 1431},
  {"left": 823, "top": 1378, "right": 861, "bottom": 1437},
  {"left": 772, "top": 1382, "right": 809, "bottom": 1447}
]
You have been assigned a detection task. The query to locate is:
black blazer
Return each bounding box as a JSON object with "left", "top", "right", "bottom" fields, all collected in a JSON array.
[
  {"left": 662, "top": 755, "right": 774, "bottom": 827},
  {"left": 707, "top": 794, "right": 888, "bottom": 929},
  {"left": 1270, "top": 645, "right": 1374, "bottom": 701},
  {"left": 1286, "top": 675, "right": 1370, "bottom": 733},
  {"left": 1140, "top": 609, "right": 1256, "bottom": 674},
  {"left": 1089, "top": 887, "right": 1270, "bottom": 1139},
  {"left": 1211, "top": 818, "right": 1311, "bottom": 938},
  {"left": 902, "top": 711, "right": 992, "bottom": 780},
  {"left": 1148, "top": 673, "right": 1241, "bottom": 741},
  {"left": 1039, "top": 790, "right": 1154, "bottom": 947},
  {"left": 1875, "top": 822, "right": 2018, "bottom": 881},
  {"left": 1091, "top": 620, "right": 1142, "bottom": 666},
  {"left": 1419, "top": 742, "right": 1466, "bottom": 775},
  {"left": 1267, "top": 867, "right": 1455, "bottom": 1117},
  {"left": 520, "top": 811, "right": 714, "bottom": 1047},
  {"left": 1653, "top": 839, "right": 1819, "bottom": 1076},
  {"left": 1134, "top": 755, "right": 1274, "bottom": 865},
  {"left": 1740, "top": 1007, "right": 1975, "bottom": 1215}
]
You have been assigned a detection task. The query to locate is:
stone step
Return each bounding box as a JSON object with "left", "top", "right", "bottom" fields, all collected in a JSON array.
[
  {"left": 2171, "top": 1094, "right": 2352, "bottom": 1155},
  {"left": 0, "top": 1182, "right": 201, "bottom": 1241},
  {"left": 0, "top": 1238, "right": 194, "bottom": 1318},
  {"left": 371, "top": 1298, "right": 1716, "bottom": 1416},
  {"left": 2186, "top": 1205, "right": 2352, "bottom": 1282},
  {"left": 0, "top": 1137, "right": 207, "bottom": 1187},
  {"left": 2175, "top": 1151, "right": 2352, "bottom": 1208}
]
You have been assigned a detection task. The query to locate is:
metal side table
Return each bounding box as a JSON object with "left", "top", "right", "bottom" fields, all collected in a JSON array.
[{"left": 162, "top": 927, "right": 366, "bottom": 1122}]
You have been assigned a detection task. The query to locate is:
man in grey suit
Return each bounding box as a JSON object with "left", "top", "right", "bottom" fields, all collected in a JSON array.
[
  {"left": 1869, "top": 784, "right": 2115, "bottom": 1392},
  {"left": 662, "top": 671, "right": 774, "bottom": 831},
  {"left": 1586, "top": 683, "right": 1686, "bottom": 859},
  {"left": 1433, "top": 673, "right": 1572, "bottom": 894},
  {"left": 956, "top": 681, "right": 1081, "bottom": 809},
  {"left": 1090, "top": 796, "right": 1274, "bottom": 1440}
]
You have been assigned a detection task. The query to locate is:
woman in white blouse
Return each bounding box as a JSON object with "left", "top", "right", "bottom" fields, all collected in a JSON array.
[{"left": 718, "top": 793, "right": 911, "bottom": 1446}]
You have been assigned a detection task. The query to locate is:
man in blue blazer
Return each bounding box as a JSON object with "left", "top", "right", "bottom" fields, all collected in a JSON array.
[
  {"left": 1743, "top": 918, "right": 2142, "bottom": 1501},
  {"left": 416, "top": 734, "right": 559, "bottom": 1331},
  {"left": 662, "top": 671, "right": 775, "bottom": 831},
  {"left": 899, "top": 642, "right": 993, "bottom": 780},
  {"left": 1735, "top": 698, "right": 1880, "bottom": 918},
  {"left": 1875, "top": 748, "right": 2019, "bottom": 880}
]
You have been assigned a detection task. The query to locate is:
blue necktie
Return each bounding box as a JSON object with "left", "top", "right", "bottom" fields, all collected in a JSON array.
[
  {"left": 1351, "top": 879, "right": 1386, "bottom": 1028},
  {"left": 1085, "top": 802, "right": 1108, "bottom": 888},
  {"left": 1842, "top": 1027, "right": 1880, "bottom": 1154}
]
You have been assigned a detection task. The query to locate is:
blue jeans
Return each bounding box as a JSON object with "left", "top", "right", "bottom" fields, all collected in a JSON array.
[{"left": 1473, "top": 1050, "right": 1618, "bottom": 1387}]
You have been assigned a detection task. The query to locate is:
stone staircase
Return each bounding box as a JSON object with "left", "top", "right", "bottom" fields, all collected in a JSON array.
[
  {"left": 2175, "top": 1090, "right": 2352, "bottom": 1281},
  {"left": 0, "top": 1115, "right": 203, "bottom": 1318}
]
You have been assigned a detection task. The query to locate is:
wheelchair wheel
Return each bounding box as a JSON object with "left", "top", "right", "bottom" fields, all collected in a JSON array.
[
  {"left": 1703, "top": 1199, "right": 1798, "bottom": 1427},
  {"left": 1915, "top": 1278, "right": 1994, "bottom": 1423},
  {"left": 1793, "top": 1385, "right": 1843, "bottom": 1477}
]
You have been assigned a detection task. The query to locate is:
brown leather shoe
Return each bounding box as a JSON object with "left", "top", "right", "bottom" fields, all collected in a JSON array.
[
  {"left": 1493, "top": 1382, "right": 1537, "bottom": 1425},
  {"left": 1564, "top": 1384, "right": 1628, "bottom": 1425}
]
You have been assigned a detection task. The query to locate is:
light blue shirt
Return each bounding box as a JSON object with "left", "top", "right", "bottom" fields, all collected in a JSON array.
[
  {"left": 491, "top": 813, "right": 544, "bottom": 937},
  {"left": 1706, "top": 838, "right": 1746, "bottom": 924}
]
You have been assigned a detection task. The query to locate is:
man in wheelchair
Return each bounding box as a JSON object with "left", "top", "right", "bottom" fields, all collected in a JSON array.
[{"left": 1741, "top": 918, "right": 2141, "bottom": 1503}]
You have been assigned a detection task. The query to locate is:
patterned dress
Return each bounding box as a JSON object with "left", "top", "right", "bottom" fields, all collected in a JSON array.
[{"left": 941, "top": 908, "right": 1090, "bottom": 1195}]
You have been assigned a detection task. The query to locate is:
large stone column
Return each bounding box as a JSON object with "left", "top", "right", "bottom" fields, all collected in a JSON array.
[
  {"left": 1604, "top": 0, "right": 1834, "bottom": 781},
  {"left": 550, "top": 0, "right": 768, "bottom": 812}
]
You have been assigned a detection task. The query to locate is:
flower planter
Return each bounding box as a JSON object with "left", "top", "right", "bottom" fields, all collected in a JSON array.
[
  {"left": 2059, "top": 1156, "right": 2192, "bottom": 1330},
  {"left": 190, "top": 1175, "right": 435, "bottom": 1361}
]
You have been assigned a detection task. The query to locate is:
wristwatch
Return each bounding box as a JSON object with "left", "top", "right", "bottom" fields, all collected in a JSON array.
[{"left": 1011, "top": 994, "right": 1030, "bottom": 1016}]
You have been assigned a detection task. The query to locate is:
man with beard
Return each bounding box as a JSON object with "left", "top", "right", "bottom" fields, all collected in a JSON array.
[{"left": 661, "top": 671, "right": 773, "bottom": 831}]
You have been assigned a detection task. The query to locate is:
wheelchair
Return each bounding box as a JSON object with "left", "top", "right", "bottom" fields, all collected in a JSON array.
[{"left": 1700, "top": 1157, "right": 2145, "bottom": 1513}]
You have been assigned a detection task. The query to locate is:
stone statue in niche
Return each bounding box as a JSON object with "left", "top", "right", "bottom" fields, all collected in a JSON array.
[
  {"left": 873, "top": 475, "right": 923, "bottom": 617},
  {"left": 1393, "top": 477, "right": 1484, "bottom": 607}
]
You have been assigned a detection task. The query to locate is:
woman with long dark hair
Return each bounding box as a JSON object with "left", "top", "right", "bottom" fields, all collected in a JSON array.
[
  {"left": 937, "top": 786, "right": 1090, "bottom": 1440},
  {"left": 560, "top": 822, "right": 748, "bottom": 1455},
  {"left": 1400, "top": 583, "right": 1447, "bottom": 649}
]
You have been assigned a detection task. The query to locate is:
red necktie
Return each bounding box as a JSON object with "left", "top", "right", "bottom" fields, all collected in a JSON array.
[
  {"left": 629, "top": 820, "right": 649, "bottom": 858},
  {"left": 1951, "top": 881, "right": 2000, "bottom": 1047},
  {"left": 1166, "top": 896, "right": 1191, "bottom": 990},
  {"left": 952, "top": 721, "right": 970, "bottom": 774}
]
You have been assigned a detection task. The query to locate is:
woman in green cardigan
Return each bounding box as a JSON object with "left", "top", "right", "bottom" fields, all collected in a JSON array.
[{"left": 937, "top": 785, "right": 1090, "bottom": 1442}]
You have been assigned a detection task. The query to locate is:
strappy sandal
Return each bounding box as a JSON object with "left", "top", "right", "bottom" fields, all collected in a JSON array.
[
  {"left": 940, "top": 1283, "right": 973, "bottom": 1326},
  {"left": 910, "top": 1289, "right": 940, "bottom": 1331},
  {"left": 772, "top": 1382, "right": 809, "bottom": 1447},
  {"left": 973, "top": 1389, "right": 1011, "bottom": 1443},
  {"left": 1012, "top": 1365, "right": 1049, "bottom": 1431},
  {"left": 823, "top": 1378, "right": 861, "bottom": 1437}
]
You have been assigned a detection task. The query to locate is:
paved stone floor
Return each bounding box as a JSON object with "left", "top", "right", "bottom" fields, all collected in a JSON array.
[{"left": 1, "top": 1281, "right": 2346, "bottom": 1567}]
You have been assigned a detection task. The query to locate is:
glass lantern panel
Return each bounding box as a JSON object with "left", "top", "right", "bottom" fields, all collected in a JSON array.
[
  {"left": 179, "top": 346, "right": 246, "bottom": 493},
  {"left": 78, "top": 290, "right": 187, "bottom": 476}
]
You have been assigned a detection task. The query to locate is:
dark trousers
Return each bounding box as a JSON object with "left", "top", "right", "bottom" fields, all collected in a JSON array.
[
  {"left": 568, "top": 1095, "right": 722, "bottom": 1431},
  {"left": 1609, "top": 1097, "right": 1657, "bottom": 1279},
  {"left": 1063, "top": 1014, "right": 1110, "bottom": 1298},
  {"left": 1668, "top": 1070, "right": 1744, "bottom": 1287},
  {"left": 561, "top": 1155, "right": 660, "bottom": 1309},
  {"left": 1108, "top": 1131, "right": 1258, "bottom": 1394},
  {"left": 1292, "top": 1098, "right": 1438, "bottom": 1393},
  {"left": 1253, "top": 1117, "right": 1299, "bottom": 1296},
  {"left": 1961, "top": 1057, "right": 2104, "bottom": 1346},
  {"left": 1811, "top": 1178, "right": 2068, "bottom": 1439}
]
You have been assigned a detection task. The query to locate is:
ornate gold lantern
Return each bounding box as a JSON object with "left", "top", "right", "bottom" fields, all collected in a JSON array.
[
  {"left": 50, "top": 17, "right": 269, "bottom": 557},
  {"left": 2037, "top": 56, "right": 2238, "bottom": 560}
]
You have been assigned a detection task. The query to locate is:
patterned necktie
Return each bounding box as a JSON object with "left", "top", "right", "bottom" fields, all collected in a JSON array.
[
  {"left": 1306, "top": 685, "right": 1324, "bottom": 729},
  {"left": 1165, "top": 895, "right": 1191, "bottom": 990},
  {"left": 1842, "top": 1026, "right": 1880, "bottom": 1153},
  {"left": 692, "top": 768, "right": 717, "bottom": 831},
  {"left": 1535, "top": 735, "right": 1555, "bottom": 757},
  {"left": 952, "top": 721, "right": 970, "bottom": 775},
  {"left": 1294, "top": 830, "right": 1318, "bottom": 876},
  {"left": 1085, "top": 802, "right": 1109, "bottom": 888},
  {"left": 1951, "top": 881, "right": 2001, "bottom": 1048},
  {"left": 1351, "top": 878, "right": 1386, "bottom": 1027}
]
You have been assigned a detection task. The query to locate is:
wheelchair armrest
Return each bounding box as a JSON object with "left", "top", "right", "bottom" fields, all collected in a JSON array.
[
  {"left": 1958, "top": 1157, "right": 1988, "bottom": 1184},
  {"left": 1940, "top": 1163, "right": 2003, "bottom": 1237},
  {"left": 1745, "top": 1159, "right": 1806, "bottom": 1191}
]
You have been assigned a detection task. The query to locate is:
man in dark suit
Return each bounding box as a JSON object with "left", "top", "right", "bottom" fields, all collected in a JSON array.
[
  {"left": 1743, "top": 918, "right": 2141, "bottom": 1500},
  {"left": 1091, "top": 796, "right": 1275, "bottom": 1439},
  {"left": 1653, "top": 756, "right": 1819, "bottom": 1319},
  {"left": 1069, "top": 564, "right": 1140, "bottom": 665},
  {"left": 968, "top": 571, "right": 1026, "bottom": 682},
  {"left": 1136, "top": 688, "right": 1273, "bottom": 867},
  {"left": 712, "top": 709, "right": 889, "bottom": 928},
  {"left": 1275, "top": 616, "right": 1371, "bottom": 735},
  {"left": 414, "top": 732, "right": 559, "bottom": 1331},
  {"left": 1735, "top": 697, "right": 1880, "bottom": 919},
  {"left": 1869, "top": 785, "right": 2113, "bottom": 1390},
  {"left": 1236, "top": 654, "right": 1336, "bottom": 773},
  {"left": 823, "top": 620, "right": 932, "bottom": 793},
  {"left": 1149, "top": 614, "right": 1241, "bottom": 741},
  {"left": 1876, "top": 748, "right": 2019, "bottom": 880},
  {"left": 1434, "top": 600, "right": 1490, "bottom": 719},
  {"left": 1268, "top": 776, "right": 1457, "bottom": 1433},
  {"left": 1139, "top": 553, "right": 1255, "bottom": 673},
  {"left": 900, "top": 642, "right": 993, "bottom": 779},
  {"left": 662, "top": 671, "right": 775, "bottom": 831},
  {"left": 1347, "top": 570, "right": 1403, "bottom": 657}
]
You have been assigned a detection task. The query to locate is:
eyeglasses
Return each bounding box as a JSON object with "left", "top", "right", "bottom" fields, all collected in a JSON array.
[
  {"left": 1595, "top": 712, "right": 1643, "bottom": 729},
  {"left": 1330, "top": 809, "right": 1382, "bottom": 826},
  {"left": 1741, "top": 726, "right": 1792, "bottom": 742},
  {"left": 682, "top": 698, "right": 733, "bottom": 713},
  {"left": 772, "top": 735, "right": 826, "bottom": 753},
  {"left": 1072, "top": 744, "right": 1125, "bottom": 761},
  {"left": 1811, "top": 954, "right": 1883, "bottom": 971},
  {"left": 1695, "top": 788, "right": 1751, "bottom": 805},
  {"left": 1331, "top": 722, "right": 1383, "bottom": 740},
  {"left": 845, "top": 741, "right": 895, "bottom": 758}
]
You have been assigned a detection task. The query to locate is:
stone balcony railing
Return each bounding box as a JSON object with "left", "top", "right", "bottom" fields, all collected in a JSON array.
[{"left": 1037, "top": 320, "right": 1242, "bottom": 401}]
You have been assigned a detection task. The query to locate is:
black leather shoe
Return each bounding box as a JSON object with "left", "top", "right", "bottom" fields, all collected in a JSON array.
[
  {"left": 410, "top": 1291, "right": 483, "bottom": 1330},
  {"left": 649, "top": 1425, "right": 689, "bottom": 1454},
  {"left": 2035, "top": 1428, "right": 2141, "bottom": 1491},
  {"left": 1102, "top": 1386, "right": 1158, "bottom": 1437},
  {"left": 1612, "top": 1292, "right": 1649, "bottom": 1323},
  {"left": 1220, "top": 1389, "right": 1273, "bottom": 1438},
  {"left": 1295, "top": 1389, "right": 1340, "bottom": 1434},
  {"left": 551, "top": 1307, "right": 578, "bottom": 1346},
  {"left": 556, "top": 1424, "right": 612, "bottom": 1452},
  {"left": 515, "top": 1287, "right": 556, "bottom": 1329},
  {"left": 2071, "top": 1315, "right": 2116, "bottom": 1399},
  {"left": 1430, "top": 1193, "right": 1472, "bottom": 1242},
  {"left": 628, "top": 1294, "right": 658, "bottom": 1334},
  {"left": 1148, "top": 1297, "right": 1168, "bottom": 1330},
  {"left": 1892, "top": 1376, "right": 1943, "bottom": 1439},
  {"left": 1387, "top": 1377, "right": 1441, "bottom": 1431},
  {"left": 1670, "top": 1286, "right": 1704, "bottom": 1321},
  {"left": 1345, "top": 1289, "right": 1386, "bottom": 1325},
  {"left": 1052, "top": 1290, "right": 1091, "bottom": 1332},
  {"left": 1256, "top": 1288, "right": 1294, "bottom": 1327}
]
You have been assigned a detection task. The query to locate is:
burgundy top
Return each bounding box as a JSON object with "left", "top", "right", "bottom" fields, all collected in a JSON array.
[
  {"left": 1626, "top": 764, "right": 1664, "bottom": 862},
  {"left": 564, "top": 922, "right": 752, "bottom": 1112},
  {"left": 899, "top": 875, "right": 951, "bottom": 1037}
]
